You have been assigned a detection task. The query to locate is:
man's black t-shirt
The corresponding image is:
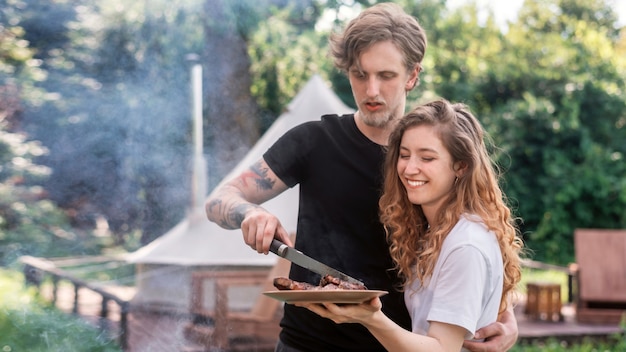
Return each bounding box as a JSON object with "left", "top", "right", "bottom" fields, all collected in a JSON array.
[{"left": 263, "top": 114, "right": 411, "bottom": 351}]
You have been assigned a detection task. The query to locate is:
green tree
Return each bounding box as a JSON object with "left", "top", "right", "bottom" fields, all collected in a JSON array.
[
  {"left": 0, "top": 9, "right": 106, "bottom": 264},
  {"left": 427, "top": 0, "right": 626, "bottom": 264},
  {"left": 248, "top": 7, "right": 331, "bottom": 131},
  {"left": 10, "top": 0, "right": 323, "bottom": 245},
  {"left": 510, "top": 1, "right": 625, "bottom": 263},
  {"left": 6, "top": 0, "right": 625, "bottom": 263}
]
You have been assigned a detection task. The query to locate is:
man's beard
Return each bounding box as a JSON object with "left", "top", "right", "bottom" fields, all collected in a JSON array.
[{"left": 359, "top": 108, "right": 394, "bottom": 129}]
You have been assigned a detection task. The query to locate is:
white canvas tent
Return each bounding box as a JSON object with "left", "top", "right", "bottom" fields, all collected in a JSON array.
[{"left": 126, "top": 74, "right": 354, "bottom": 312}]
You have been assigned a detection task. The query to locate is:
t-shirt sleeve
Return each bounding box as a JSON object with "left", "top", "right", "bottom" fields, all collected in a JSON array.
[
  {"left": 263, "top": 121, "right": 320, "bottom": 188},
  {"left": 427, "top": 245, "right": 489, "bottom": 336}
]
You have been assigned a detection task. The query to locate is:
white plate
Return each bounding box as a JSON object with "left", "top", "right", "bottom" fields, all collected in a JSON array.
[{"left": 263, "top": 290, "right": 388, "bottom": 304}]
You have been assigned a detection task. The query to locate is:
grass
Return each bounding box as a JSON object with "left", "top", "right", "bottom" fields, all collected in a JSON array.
[
  {"left": 0, "top": 268, "right": 123, "bottom": 352},
  {"left": 511, "top": 337, "right": 626, "bottom": 352}
]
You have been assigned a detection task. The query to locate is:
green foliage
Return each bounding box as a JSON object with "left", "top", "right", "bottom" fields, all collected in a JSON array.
[
  {"left": 0, "top": 5, "right": 116, "bottom": 264},
  {"left": 0, "top": 107, "right": 109, "bottom": 265},
  {"left": 8, "top": 0, "right": 322, "bottom": 245},
  {"left": 3, "top": 0, "right": 626, "bottom": 267},
  {"left": 248, "top": 7, "right": 333, "bottom": 130},
  {"left": 0, "top": 269, "right": 122, "bottom": 352},
  {"left": 420, "top": 0, "right": 626, "bottom": 264},
  {"left": 496, "top": 1, "right": 626, "bottom": 264},
  {"left": 511, "top": 335, "right": 626, "bottom": 352},
  {"left": 11, "top": 0, "right": 205, "bottom": 243},
  {"left": 0, "top": 174, "right": 111, "bottom": 265}
]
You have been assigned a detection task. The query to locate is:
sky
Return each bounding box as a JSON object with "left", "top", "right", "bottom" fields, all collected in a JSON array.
[
  {"left": 447, "top": 0, "right": 626, "bottom": 30},
  {"left": 317, "top": 1, "right": 626, "bottom": 32}
]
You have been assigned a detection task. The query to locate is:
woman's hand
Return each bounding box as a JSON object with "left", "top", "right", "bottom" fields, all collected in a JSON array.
[{"left": 295, "top": 297, "right": 382, "bottom": 325}]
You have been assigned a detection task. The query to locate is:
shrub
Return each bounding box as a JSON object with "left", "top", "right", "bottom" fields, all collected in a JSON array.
[{"left": 0, "top": 269, "right": 122, "bottom": 352}]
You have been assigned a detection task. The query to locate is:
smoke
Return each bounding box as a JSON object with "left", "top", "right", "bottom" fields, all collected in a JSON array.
[
  {"left": 8, "top": 0, "right": 298, "bottom": 350},
  {"left": 16, "top": 0, "right": 221, "bottom": 243}
]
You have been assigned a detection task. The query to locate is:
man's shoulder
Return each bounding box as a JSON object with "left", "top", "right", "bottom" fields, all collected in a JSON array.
[
  {"left": 287, "top": 113, "right": 352, "bottom": 132},
  {"left": 270, "top": 113, "right": 356, "bottom": 151},
  {"left": 318, "top": 113, "right": 356, "bottom": 134},
  {"left": 286, "top": 113, "right": 355, "bottom": 136},
  {"left": 320, "top": 113, "right": 354, "bottom": 123}
]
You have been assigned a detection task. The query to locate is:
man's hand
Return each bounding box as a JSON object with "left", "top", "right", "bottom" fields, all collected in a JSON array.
[
  {"left": 462, "top": 307, "right": 518, "bottom": 352},
  {"left": 241, "top": 206, "right": 292, "bottom": 253}
]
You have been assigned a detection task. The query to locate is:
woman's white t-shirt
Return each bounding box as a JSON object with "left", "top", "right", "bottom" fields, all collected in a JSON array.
[{"left": 405, "top": 215, "right": 504, "bottom": 343}]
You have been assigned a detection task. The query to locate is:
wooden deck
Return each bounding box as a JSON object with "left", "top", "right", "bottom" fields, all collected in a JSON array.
[
  {"left": 515, "top": 303, "right": 623, "bottom": 344},
  {"left": 45, "top": 284, "right": 624, "bottom": 351},
  {"left": 117, "top": 305, "right": 623, "bottom": 351},
  {"left": 67, "top": 298, "right": 625, "bottom": 350}
]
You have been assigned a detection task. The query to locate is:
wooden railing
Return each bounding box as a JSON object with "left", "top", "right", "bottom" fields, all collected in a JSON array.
[{"left": 19, "top": 255, "right": 130, "bottom": 350}]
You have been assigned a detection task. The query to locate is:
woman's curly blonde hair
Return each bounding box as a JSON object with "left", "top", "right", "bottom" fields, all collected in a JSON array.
[{"left": 379, "top": 99, "right": 524, "bottom": 314}]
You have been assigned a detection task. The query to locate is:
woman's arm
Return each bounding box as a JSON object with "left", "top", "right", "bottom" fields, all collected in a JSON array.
[{"left": 297, "top": 299, "right": 466, "bottom": 352}]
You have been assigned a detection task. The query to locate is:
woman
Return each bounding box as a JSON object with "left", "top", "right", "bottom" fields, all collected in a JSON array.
[{"left": 298, "top": 99, "right": 523, "bottom": 352}]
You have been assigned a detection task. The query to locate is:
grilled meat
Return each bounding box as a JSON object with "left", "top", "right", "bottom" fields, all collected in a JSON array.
[
  {"left": 273, "top": 275, "right": 367, "bottom": 291},
  {"left": 273, "top": 277, "right": 319, "bottom": 290},
  {"left": 320, "top": 275, "right": 367, "bottom": 290}
]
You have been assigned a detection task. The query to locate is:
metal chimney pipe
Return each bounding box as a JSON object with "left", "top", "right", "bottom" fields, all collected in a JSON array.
[{"left": 187, "top": 54, "right": 207, "bottom": 210}]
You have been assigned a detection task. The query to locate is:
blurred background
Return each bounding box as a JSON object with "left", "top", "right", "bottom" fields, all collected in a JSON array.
[
  {"left": 1, "top": 0, "right": 625, "bottom": 273},
  {"left": 2, "top": 1, "right": 625, "bottom": 351}
]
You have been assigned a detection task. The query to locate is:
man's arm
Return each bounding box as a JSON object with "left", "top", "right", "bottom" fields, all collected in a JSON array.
[
  {"left": 205, "top": 158, "right": 292, "bottom": 252},
  {"left": 462, "top": 305, "right": 518, "bottom": 352}
]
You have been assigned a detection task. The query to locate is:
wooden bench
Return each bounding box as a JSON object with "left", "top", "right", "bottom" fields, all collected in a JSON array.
[{"left": 572, "top": 229, "right": 626, "bottom": 324}]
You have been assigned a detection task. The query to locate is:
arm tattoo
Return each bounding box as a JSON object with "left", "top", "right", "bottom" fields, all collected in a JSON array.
[
  {"left": 208, "top": 161, "right": 276, "bottom": 229},
  {"left": 207, "top": 184, "right": 265, "bottom": 229},
  {"left": 229, "top": 204, "right": 252, "bottom": 228},
  {"left": 206, "top": 198, "right": 222, "bottom": 215},
  {"left": 206, "top": 197, "right": 237, "bottom": 229},
  {"left": 208, "top": 199, "right": 252, "bottom": 229},
  {"left": 249, "top": 161, "right": 275, "bottom": 191}
]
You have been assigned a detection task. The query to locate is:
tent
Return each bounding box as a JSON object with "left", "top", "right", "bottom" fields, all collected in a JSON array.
[{"left": 126, "top": 74, "right": 354, "bottom": 312}]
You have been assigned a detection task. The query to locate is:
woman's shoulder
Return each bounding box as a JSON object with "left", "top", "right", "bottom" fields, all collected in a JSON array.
[
  {"left": 453, "top": 214, "right": 488, "bottom": 233},
  {"left": 447, "top": 215, "right": 497, "bottom": 247}
]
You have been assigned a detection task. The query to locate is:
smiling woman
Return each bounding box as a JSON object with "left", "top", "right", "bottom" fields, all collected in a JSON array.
[{"left": 290, "top": 99, "right": 524, "bottom": 352}]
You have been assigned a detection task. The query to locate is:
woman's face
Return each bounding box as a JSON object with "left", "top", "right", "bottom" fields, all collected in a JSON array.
[{"left": 396, "top": 125, "right": 459, "bottom": 223}]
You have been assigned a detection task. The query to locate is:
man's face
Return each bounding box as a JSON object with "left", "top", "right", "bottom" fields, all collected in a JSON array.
[{"left": 348, "top": 40, "right": 417, "bottom": 129}]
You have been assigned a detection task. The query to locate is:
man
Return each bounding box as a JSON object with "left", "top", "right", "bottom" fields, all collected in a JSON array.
[{"left": 206, "top": 3, "right": 517, "bottom": 351}]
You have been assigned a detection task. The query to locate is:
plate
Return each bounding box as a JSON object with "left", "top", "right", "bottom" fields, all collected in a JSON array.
[{"left": 263, "top": 290, "right": 388, "bottom": 304}]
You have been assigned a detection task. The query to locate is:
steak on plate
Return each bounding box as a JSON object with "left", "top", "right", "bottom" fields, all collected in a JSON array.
[{"left": 273, "top": 275, "right": 367, "bottom": 291}]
